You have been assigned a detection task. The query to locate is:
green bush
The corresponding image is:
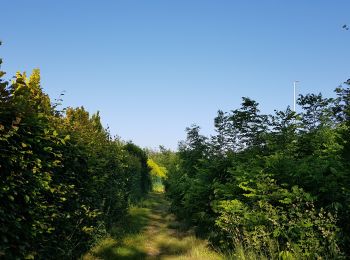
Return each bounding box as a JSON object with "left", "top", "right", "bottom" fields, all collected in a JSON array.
[
  {"left": 214, "top": 176, "right": 342, "bottom": 259},
  {"left": 0, "top": 63, "right": 151, "bottom": 258},
  {"left": 163, "top": 84, "right": 350, "bottom": 257}
]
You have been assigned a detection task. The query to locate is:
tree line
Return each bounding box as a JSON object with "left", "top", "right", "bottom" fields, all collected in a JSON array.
[
  {"left": 159, "top": 82, "right": 350, "bottom": 258},
  {"left": 0, "top": 48, "right": 151, "bottom": 259}
]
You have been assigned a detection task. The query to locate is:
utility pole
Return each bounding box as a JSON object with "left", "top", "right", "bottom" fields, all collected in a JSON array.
[{"left": 293, "top": 81, "right": 299, "bottom": 112}]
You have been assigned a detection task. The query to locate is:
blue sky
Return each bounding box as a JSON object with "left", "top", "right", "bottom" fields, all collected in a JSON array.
[{"left": 1, "top": 1, "right": 349, "bottom": 149}]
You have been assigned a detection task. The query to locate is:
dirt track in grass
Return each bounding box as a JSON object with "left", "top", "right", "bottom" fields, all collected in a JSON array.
[{"left": 83, "top": 192, "right": 223, "bottom": 260}]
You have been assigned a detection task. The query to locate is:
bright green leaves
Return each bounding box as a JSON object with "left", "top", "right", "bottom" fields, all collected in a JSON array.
[
  {"left": 147, "top": 159, "right": 167, "bottom": 178},
  {"left": 24, "top": 195, "right": 30, "bottom": 203},
  {"left": 9, "top": 69, "right": 51, "bottom": 116},
  {"left": 238, "top": 181, "right": 257, "bottom": 197}
]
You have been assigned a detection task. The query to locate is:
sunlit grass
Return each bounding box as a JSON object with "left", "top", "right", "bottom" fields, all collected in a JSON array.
[
  {"left": 152, "top": 182, "right": 165, "bottom": 193},
  {"left": 157, "top": 235, "right": 222, "bottom": 260},
  {"left": 83, "top": 192, "right": 223, "bottom": 259}
]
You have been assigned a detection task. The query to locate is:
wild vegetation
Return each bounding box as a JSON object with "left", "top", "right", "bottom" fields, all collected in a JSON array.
[
  {"left": 1, "top": 40, "right": 350, "bottom": 259},
  {"left": 162, "top": 83, "right": 350, "bottom": 258},
  {"left": 0, "top": 47, "right": 151, "bottom": 259},
  {"left": 84, "top": 192, "right": 223, "bottom": 259}
]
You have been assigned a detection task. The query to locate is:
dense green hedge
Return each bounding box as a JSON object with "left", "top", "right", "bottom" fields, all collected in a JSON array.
[
  {"left": 0, "top": 59, "right": 151, "bottom": 258},
  {"left": 164, "top": 84, "right": 350, "bottom": 258}
]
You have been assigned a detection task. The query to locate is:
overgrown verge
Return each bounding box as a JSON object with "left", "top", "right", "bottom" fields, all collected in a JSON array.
[
  {"left": 0, "top": 51, "right": 151, "bottom": 259},
  {"left": 162, "top": 82, "right": 350, "bottom": 258},
  {"left": 84, "top": 192, "right": 223, "bottom": 259}
]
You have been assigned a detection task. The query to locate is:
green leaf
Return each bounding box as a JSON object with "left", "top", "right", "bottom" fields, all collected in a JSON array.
[
  {"left": 279, "top": 198, "right": 292, "bottom": 204},
  {"left": 24, "top": 254, "right": 35, "bottom": 260}
]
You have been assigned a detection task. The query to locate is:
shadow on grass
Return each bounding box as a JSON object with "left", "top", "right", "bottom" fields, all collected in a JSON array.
[
  {"left": 84, "top": 204, "right": 151, "bottom": 259},
  {"left": 89, "top": 238, "right": 147, "bottom": 260},
  {"left": 111, "top": 206, "right": 150, "bottom": 238},
  {"left": 157, "top": 239, "right": 191, "bottom": 257}
]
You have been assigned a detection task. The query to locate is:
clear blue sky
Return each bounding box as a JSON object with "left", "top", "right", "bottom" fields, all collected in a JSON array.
[{"left": 1, "top": 1, "right": 349, "bottom": 150}]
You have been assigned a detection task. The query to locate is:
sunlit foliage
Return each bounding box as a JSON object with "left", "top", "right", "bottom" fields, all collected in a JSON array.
[
  {"left": 147, "top": 159, "right": 167, "bottom": 179},
  {"left": 0, "top": 52, "right": 151, "bottom": 259}
]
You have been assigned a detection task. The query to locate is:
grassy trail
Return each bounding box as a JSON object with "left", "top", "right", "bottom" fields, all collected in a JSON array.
[{"left": 83, "top": 192, "right": 223, "bottom": 260}]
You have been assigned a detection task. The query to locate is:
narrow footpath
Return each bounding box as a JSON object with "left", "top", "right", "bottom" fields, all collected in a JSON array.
[{"left": 83, "top": 192, "right": 223, "bottom": 260}]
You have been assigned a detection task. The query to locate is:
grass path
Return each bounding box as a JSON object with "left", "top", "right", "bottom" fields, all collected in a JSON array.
[{"left": 83, "top": 192, "right": 223, "bottom": 260}]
